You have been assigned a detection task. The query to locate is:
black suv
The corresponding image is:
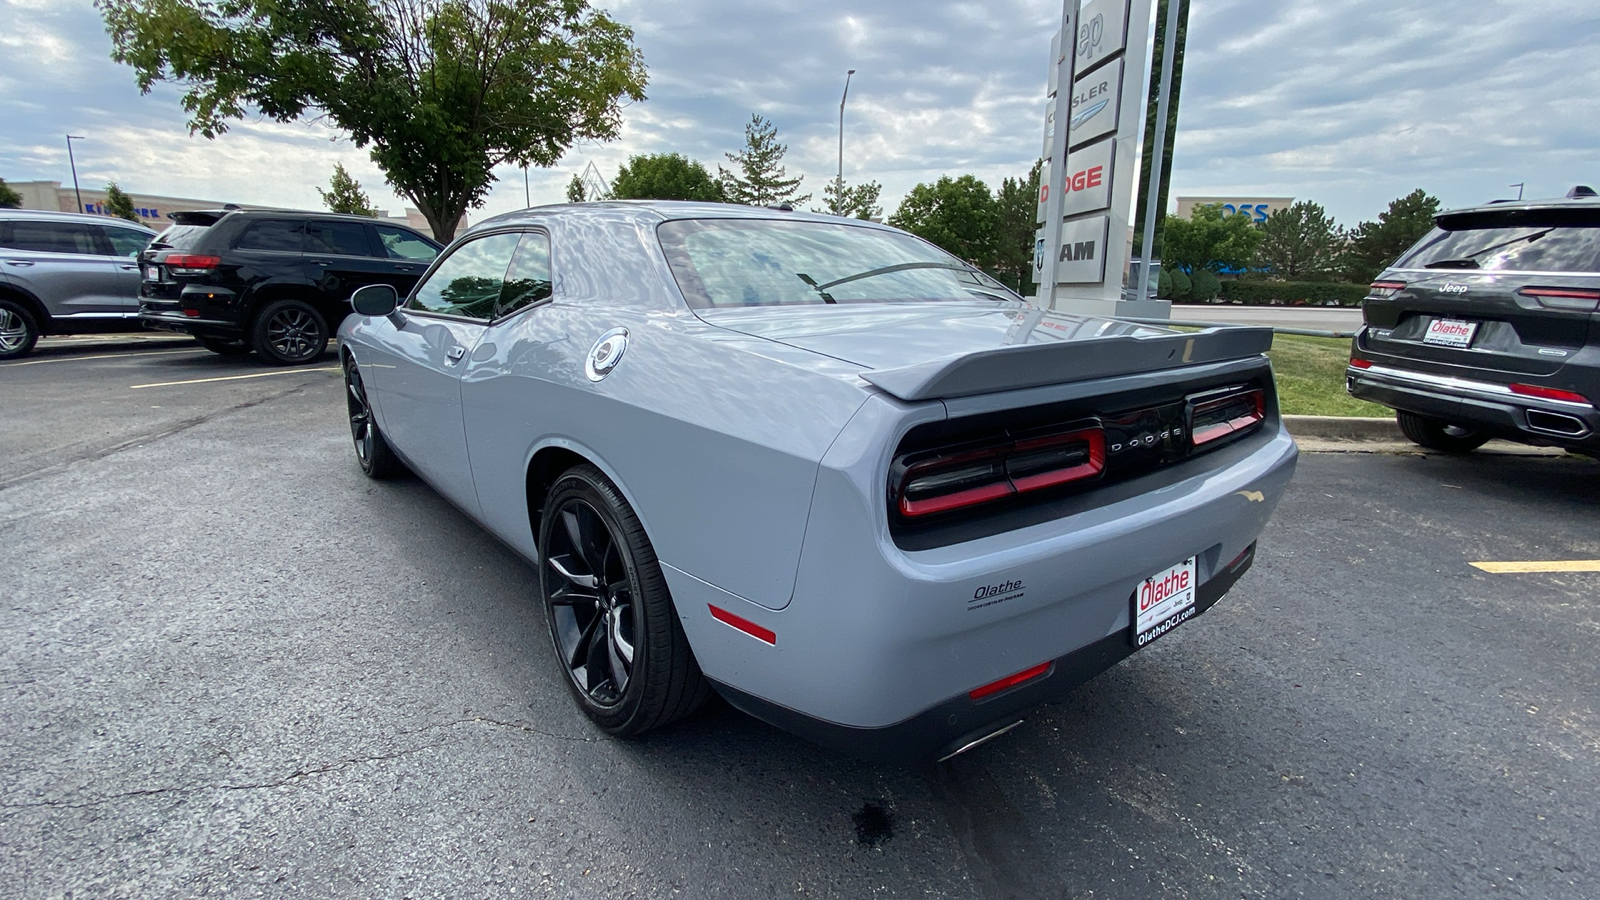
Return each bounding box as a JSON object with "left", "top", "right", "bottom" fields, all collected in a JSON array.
[
  {"left": 139, "top": 209, "right": 441, "bottom": 364},
  {"left": 1347, "top": 191, "right": 1600, "bottom": 456}
]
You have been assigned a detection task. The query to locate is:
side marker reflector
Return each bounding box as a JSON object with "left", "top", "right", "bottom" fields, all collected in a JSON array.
[
  {"left": 969, "top": 661, "right": 1052, "bottom": 701},
  {"left": 708, "top": 604, "right": 776, "bottom": 645}
]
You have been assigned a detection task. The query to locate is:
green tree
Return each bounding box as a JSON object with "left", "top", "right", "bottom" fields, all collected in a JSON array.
[
  {"left": 990, "top": 159, "right": 1042, "bottom": 294},
  {"left": 818, "top": 178, "right": 883, "bottom": 220},
  {"left": 0, "top": 178, "right": 23, "bottom": 209},
  {"left": 98, "top": 0, "right": 647, "bottom": 241},
  {"left": 1342, "top": 188, "right": 1440, "bottom": 283},
  {"left": 611, "top": 153, "right": 722, "bottom": 201},
  {"left": 888, "top": 175, "right": 998, "bottom": 267},
  {"left": 1256, "top": 200, "right": 1344, "bottom": 278},
  {"left": 566, "top": 174, "right": 587, "bottom": 203},
  {"left": 104, "top": 182, "right": 140, "bottom": 221},
  {"left": 1161, "top": 204, "right": 1261, "bottom": 276},
  {"left": 719, "top": 114, "right": 810, "bottom": 207},
  {"left": 318, "top": 163, "right": 375, "bottom": 216}
]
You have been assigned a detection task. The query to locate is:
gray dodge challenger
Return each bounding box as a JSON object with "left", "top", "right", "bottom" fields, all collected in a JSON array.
[{"left": 337, "top": 201, "right": 1298, "bottom": 761}]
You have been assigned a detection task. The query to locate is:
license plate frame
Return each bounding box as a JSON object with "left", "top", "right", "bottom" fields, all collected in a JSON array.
[
  {"left": 1131, "top": 557, "right": 1198, "bottom": 648},
  {"left": 1422, "top": 318, "right": 1478, "bottom": 348}
]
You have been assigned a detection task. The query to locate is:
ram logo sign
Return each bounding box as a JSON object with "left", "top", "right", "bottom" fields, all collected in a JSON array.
[
  {"left": 1060, "top": 240, "right": 1096, "bottom": 262},
  {"left": 1056, "top": 215, "right": 1110, "bottom": 285}
]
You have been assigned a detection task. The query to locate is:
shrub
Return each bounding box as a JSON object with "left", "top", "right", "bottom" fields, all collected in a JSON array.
[
  {"left": 1190, "top": 269, "right": 1221, "bottom": 302},
  {"left": 1164, "top": 268, "right": 1192, "bottom": 300},
  {"left": 1220, "top": 280, "right": 1369, "bottom": 307}
]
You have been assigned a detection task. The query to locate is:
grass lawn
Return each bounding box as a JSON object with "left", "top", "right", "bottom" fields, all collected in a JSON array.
[{"left": 1266, "top": 334, "right": 1391, "bottom": 417}]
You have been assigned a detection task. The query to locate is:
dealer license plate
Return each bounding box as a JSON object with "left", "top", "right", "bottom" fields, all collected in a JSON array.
[
  {"left": 1132, "top": 557, "right": 1197, "bottom": 647},
  {"left": 1422, "top": 318, "right": 1477, "bottom": 348}
]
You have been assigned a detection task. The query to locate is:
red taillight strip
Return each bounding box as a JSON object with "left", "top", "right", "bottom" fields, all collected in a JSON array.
[
  {"left": 1517, "top": 287, "right": 1600, "bottom": 301},
  {"left": 897, "top": 426, "right": 1105, "bottom": 518},
  {"left": 1369, "top": 281, "right": 1405, "bottom": 293},
  {"left": 164, "top": 254, "right": 220, "bottom": 270},
  {"left": 708, "top": 604, "right": 776, "bottom": 645},
  {"left": 899, "top": 481, "right": 1013, "bottom": 517},
  {"left": 1008, "top": 428, "right": 1106, "bottom": 492},
  {"left": 969, "top": 661, "right": 1052, "bottom": 701},
  {"left": 1349, "top": 359, "right": 1372, "bottom": 369},
  {"left": 1510, "top": 383, "right": 1591, "bottom": 405},
  {"left": 1190, "top": 390, "right": 1266, "bottom": 447}
]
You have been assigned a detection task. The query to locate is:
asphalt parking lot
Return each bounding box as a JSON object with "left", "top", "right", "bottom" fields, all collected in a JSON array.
[{"left": 3, "top": 339, "right": 1598, "bottom": 899}]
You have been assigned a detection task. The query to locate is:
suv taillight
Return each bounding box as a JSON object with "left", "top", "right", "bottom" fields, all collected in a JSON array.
[
  {"left": 1368, "top": 281, "right": 1405, "bottom": 298},
  {"left": 894, "top": 425, "right": 1106, "bottom": 518},
  {"left": 1516, "top": 286, "right": 1600, "bottom": 312},
  {"left": 1187, "top": 387, "right": 1265, "bottom": 448},
  {"left": 164, "top": 254, "right": 220, "bottom": 275}
]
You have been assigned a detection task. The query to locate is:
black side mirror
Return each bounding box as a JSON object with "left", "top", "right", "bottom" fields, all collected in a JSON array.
[{"left": 352, "top": 283, "right": 400, "bottom": 317}]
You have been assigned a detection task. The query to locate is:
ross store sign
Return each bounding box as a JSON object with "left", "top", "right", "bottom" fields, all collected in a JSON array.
[{"left": 1068, "top": 59, "right": 1122, "bottom": 149}]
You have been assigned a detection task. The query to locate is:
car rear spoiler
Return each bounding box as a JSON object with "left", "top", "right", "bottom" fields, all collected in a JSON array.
[{"left": 860, "top": 326, "right": 1275, "bottom": 401}]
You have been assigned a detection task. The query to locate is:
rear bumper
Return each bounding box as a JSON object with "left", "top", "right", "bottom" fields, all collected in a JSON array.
[
  {"left": 138, "top": 310, "right": 244, "bottom": 337},
  {"left": 1347, "top": 362, "right": 1600, "bottom": 450},
  {"left": 709, "top": 545, "right": 1256, "bottom": 763}
]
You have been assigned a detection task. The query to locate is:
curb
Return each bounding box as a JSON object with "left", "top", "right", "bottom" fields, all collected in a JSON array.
[{"left": 1282, "top": 415, "right": 1399, "bottom": 442}]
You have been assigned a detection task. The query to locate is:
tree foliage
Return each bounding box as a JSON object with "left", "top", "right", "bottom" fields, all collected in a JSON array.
[
  {"left": 566, "top": 174, "right": 587, "bottom": 203},
  {"left": 991, "top": 159, "right": 1042, "bottom": 294},
  {"left": 719, "top": 115, "right": 809, "bottom": 207},
  {"left": 318, "top": 163, "right": 376, "bottom": 216},
  {"left": 0, "top": 178, "right": 21, "bottom": 209},
  {"left": 1256, "top": 200, "right": 1343, "bottom": 278},
  {"left": 888, "top": 175, "right": 998, "bottom": 267},
  {"left": 611, "top": 153, "right": 722, "bottom": 201},
  {"left": 1161, "top": 204, "right": 1261, "bottom": 275},
  {"left": 104, "top": 182, "right": 140, "bottom": 221},
  {"left": 98, "top": 0, "right": 647, "bottom": 241},
  {"left": 1342, "top": 188, "right": 1439, "bottom": 283},
  {"left": 819, "top": 178, "right": 882, "bottom": 220}
]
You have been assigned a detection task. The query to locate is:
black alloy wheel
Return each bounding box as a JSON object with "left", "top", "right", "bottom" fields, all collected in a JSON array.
[
  {"left": 538, "top": 465, "right": 709, "bottom": 736},
  {"left": 343, "top": 359, "right": 402, "bottom": 478},
  {"left": 0, "top": 299, "right": 40, "bottom": 360},
  {"left": 1396, "top": 410, "right": 1492, "bottom": 454},
  {"left": 252, "top": 299, "right": 328, "bottom": 365}
]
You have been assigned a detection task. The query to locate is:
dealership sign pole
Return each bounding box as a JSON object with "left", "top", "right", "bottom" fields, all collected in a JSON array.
[{"left": 1033, "top": 3, "right": 1078, "bottom": 298}]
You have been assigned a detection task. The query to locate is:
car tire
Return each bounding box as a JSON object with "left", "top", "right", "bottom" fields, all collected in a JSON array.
[
  {"left": 0, "top": 298, "right": 40, "bottom": 361},
  {"left": 538, "top": 464, "right": 710, "bottom": 736},
  {"left": 343, "top": 358, "right": 404, "bottom": 479},
  {"left": 251, "top": 299, "right": 328, "bottom": 365},
  {"left": 198, "top": 336, "right": 251, "bottom": 357},
  {"left": 1396, "top": 410, "right": 1492, "bottom": 454}
]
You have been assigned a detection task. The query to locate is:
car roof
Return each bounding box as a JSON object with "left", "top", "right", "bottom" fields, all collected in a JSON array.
[
  {"left": 1435, "top": 194, "right": 1600, "bottom": 224},
  {"left": 168, "top": 208, "right": 403, "bottom": 225},
  {"left": 0, "top": 208, "right": 157, "bottom": 232},
  {"left": 469, "top": 200, "right": 897, "bottom": 238}
]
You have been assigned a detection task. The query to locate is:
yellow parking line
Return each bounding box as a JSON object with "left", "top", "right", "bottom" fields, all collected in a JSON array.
[
  {"left": 1470, "top": 560, "right": 1600, "bottom": 573},
  {"left": 130, "top": 367, "right": 339, "bottom": 389},
  {"left": 0, "top": 348, "right": 208, "bottom": 367}
]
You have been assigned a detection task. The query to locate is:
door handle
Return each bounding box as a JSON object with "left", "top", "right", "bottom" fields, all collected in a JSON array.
[
  {"left": 447, "top": 346, "right": 466, "bottom": 361},
  {"left": 4, "top": 260, "right": 34, "bottom": 267},
  {"left": 314, "top": 260, "right": 331, "bottom": 267},
  {"left": 119, "top": 264, "right": 138, "bottom": 270}
]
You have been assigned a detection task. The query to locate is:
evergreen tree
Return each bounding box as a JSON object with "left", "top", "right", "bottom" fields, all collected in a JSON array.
[
  {"left": 1256, "top": 200, "right": 1344, "bottom": 278},
  {"left": 318, "top": 163, "right": 375, "bottom": 216},
  {"left": 1342, "top": 189, "right": 1440, "bottom": 283},
  {"left": 991, "top": 159, "right": 1043, "bottom": 293},
  {"left": 104, "top": 182, "right": 140, "bottom": 221},
  {"left": 566, "top": 174, "right": 587, "bottom": 203},
  {"left": 818, "top": 178, "right": 882, "bottom": 220},
  {"left": 612, "top": 153, "right": 722, "bottom": 201},
  {"left": 719, "top": 114, "right": 810, "bottom": 207},
  {"left": 0, "top": 178, "right": 22, "bottom": 209}
]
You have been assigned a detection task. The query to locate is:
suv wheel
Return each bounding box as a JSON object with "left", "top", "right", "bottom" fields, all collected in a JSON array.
[
  {"left": 252, "top": 299, "right": 329, "bottom": 365},
  {"left": 0, "top": 299, "right": 40, "bottom": 361},
  {"left": 1396, "top": 410, "right": 1492, "bottom": 454}
]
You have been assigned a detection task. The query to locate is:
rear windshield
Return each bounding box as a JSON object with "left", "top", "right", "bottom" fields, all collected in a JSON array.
[
  {"left": 1397, "top": 211, "right": 1600, "bottom": 273},
  {"left": 150, "top": 224, "right": 211, "bottom": 251},
  {"left": 658, "top": 218, "right": 1012, "bottom": 308}
]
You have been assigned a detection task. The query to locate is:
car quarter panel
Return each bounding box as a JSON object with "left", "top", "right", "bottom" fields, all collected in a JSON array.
[
  {"left": 668, "top": 384, "right": 1299, "bottom": 729},
  {"left": 457, "top": 214, "right": 875, "bottom": 609}
]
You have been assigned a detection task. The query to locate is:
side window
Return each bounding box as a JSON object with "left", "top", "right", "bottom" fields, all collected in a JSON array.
[
  {"left": 236, "top": 220, "right": 305, "bottom": 252},
  {"left": 4, "top": 221, "right": 99, "bottom": 254},
  {"left": 101, "top": 226, "right": 153, "bottom": 258},
  {"left": 306, "top": 220, "right": 373, "bottom": 257},
  {"left": 498, "top": 231, "right": 552, "bottom": 317},
  {"left": 375, "top": 225, "right": 439, "bottom": 261},
  {"left": 407, "top": 232, "right": 522, "bottom": 319}
]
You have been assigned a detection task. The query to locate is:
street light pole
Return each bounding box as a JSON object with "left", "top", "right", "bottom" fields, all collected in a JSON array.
[
  {"left": 836, "top": 69, "right": 855, "bottom": 213},
  {"left": 66, "top": 135, "right": 86, "bottom": 213}
]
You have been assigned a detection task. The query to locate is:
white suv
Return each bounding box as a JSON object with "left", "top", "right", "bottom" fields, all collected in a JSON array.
[{"left": 0, "top": 209, "right": 156, "bottom": 359}]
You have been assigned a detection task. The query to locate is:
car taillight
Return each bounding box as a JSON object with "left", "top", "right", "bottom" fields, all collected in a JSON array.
[
  {"left": 1509, "top": 383, "right": 1591, "bottom": 406},
  {"left": 895, "top": 425, "right": 1105, "bottom": 518},
  {"left": 164, "top": 254, "right": 220, "bottom": 275},
  {"left": 1516, "top": 286, "right": 1600, "bottom": 312},
  {"left": 1368, "top": 281, "right": 1405, "bottom": 298},
  {"left": 1349, "top": 359, "right": 1372, "bottom": 369},
  {"left": 1187, "top": 387, "right": 1266, "bottom": 448}
]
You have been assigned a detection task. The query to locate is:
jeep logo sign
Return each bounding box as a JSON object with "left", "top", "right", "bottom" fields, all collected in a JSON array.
[{"left": 1056, "top": 215, "right": 1110, "bottom": 284}]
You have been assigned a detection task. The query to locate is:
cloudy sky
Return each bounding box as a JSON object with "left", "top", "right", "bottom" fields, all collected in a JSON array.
[{"left": 2, "top": 0, "right": 1597, "bottom": 229}]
